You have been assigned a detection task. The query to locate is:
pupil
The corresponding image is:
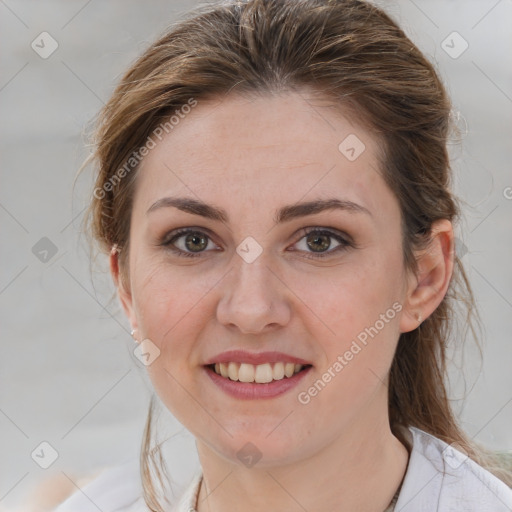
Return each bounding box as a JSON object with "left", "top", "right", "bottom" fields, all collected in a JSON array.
[
  {"left": 186, "top": 233, "right": 207, "bottom": 252},
  {"left": 307, "top": 233, "right": 330, "bottom": 252}
]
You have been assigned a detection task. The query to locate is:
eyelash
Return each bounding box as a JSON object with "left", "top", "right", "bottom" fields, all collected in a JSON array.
[{"left": 161, "top": 227, "right": 353, "bottom": 260}]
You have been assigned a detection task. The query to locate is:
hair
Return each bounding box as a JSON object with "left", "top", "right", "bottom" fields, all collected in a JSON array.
[{"left": 78, "top": 0, "right": 512, "bottom": 509}]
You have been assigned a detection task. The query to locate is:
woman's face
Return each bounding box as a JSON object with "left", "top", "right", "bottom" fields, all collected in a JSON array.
[{"left": 117, "top": 90, "right": 415, "bottom": 467}]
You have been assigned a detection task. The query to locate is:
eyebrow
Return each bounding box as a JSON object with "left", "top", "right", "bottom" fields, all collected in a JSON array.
[{"left": 147, "top": 196, "right": 371, "bottom": 224}]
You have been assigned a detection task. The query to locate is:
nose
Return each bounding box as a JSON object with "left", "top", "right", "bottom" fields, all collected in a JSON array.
[{"left": 216, "top": 255, "right": 292, "bottom": 335}]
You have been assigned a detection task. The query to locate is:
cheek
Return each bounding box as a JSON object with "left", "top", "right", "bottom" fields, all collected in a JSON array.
[
  {"left": 300, "top": 249, "right": 403, "bottom": 328},
  {"left": 293, "top": 247, "right": 404, "bottom": 379},
  {"left": 131, "top": 256, "right": 232, "bottom": 378},
  {"left": 294, "top": 272, "right": 402, "bottom": 421},
  {"left": 131, "top": 265, "right": 210, "bottom": 421},
  {"left": 132, "top": 262, "right": 200, "bottom": 355}
]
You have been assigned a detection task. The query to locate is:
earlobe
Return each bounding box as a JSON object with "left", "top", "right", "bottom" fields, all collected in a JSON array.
[
  {"left": 399, "top": 219, "right": 455, "bottom": 333},
  {"left": 110, "top": 245, "right": 121, "bottom": 288},
  {"left": 109, "top": 245, "right": 138, "bottom": 331}
]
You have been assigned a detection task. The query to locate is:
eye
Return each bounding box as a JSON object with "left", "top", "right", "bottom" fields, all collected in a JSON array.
[
  {"left": 292, "top": 228, "right": 353, "bottom": 259},
  {"left": 161, "top": 227, "right": 353, "bottom": 260},
  {"left": 161, "top": 228, "right": 218, "bottom": 258}
]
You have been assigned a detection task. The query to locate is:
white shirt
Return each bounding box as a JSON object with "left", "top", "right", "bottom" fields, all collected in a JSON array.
[{"left": 53, "top": 425, "right": 512, "bottom": 511}]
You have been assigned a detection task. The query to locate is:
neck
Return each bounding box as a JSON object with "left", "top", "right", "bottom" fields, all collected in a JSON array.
[{"left": 195, "top": 391, "right": 410, "bottom": 512}]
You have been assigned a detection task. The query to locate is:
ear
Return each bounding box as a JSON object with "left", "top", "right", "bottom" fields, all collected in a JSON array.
[
  {"left": 400, "top": 219, "right": 455, "bottom": 333},
  {"left": 110, "top": 246, "right": 138, "bottom": 332}
]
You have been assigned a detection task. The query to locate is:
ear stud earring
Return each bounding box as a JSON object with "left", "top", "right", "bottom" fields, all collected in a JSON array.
[
  {"left": 130, "top": 329, "right": 139, "bottom": 343},
  {"left": 416, "top": 312, "right": 422, "bottom": 324}
]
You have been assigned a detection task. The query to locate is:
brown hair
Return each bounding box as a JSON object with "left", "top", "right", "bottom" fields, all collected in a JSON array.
[{"left": 80, "top": 0, "right": 512, "bottom": 509}]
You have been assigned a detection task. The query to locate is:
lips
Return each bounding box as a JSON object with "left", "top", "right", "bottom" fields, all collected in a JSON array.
[
  {"left": 203, "top": 350, "right": 312, "bottom": 387},
  {"left": 203, "top": 350, "right": 312, "bottom": 366},
  {"left": 204, "top": 363, "right": 312, "bottom": 399}
]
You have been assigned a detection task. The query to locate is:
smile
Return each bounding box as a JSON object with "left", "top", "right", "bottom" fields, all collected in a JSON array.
[
  {"left": 209, "top": 362, "right": 307, "bottom": 383},
  {"left": 204, "top": 362, "right": 312, "bottom": 400}
]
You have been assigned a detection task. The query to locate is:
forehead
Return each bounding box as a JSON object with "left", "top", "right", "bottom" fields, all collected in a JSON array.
[{"left": 133, "top": 90, "right": 393, "bottom": 220}]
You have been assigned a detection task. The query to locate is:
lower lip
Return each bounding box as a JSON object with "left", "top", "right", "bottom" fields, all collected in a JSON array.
[{"left": 203, "top": 365, "right": 312, "bottom": 400}]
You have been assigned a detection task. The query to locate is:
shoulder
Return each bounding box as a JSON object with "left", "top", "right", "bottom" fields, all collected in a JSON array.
[
  {"left": 53, "top": 457, "right": 147, "bottom": 512},
  {"left": 52, "top": 457, "right": 202, "bottom": 512},
  {"left": 395, "top": 425, "right": 512, "bottom": 511}
]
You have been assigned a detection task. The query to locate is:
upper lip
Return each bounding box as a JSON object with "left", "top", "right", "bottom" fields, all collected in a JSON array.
[{"left": 203, "top": 350, "right": 312, "bottom": 366}]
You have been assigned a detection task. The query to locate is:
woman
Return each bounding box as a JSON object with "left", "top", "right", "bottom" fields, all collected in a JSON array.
[{"left": 55, "top": 0, "right": 512, "bottom": 511}]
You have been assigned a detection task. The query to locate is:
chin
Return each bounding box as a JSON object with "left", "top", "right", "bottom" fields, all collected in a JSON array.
[{"left": 204, "top": 426, "right": 313, "bottom": 469}]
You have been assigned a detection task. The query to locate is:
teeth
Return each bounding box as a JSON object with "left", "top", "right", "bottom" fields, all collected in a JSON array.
[
  {"left": 214, "top": 362, "right": 305, "bottom": 383},
  {"left": 228, "top": 362, "right": 239, "bottom": 381},
  {"left": 284, "top": 362, "right": 295, "bottom": 378},
  {"left": 273, "top": 362, "right": 285, "bottom": 380},
  {"left": 238, "top": 363, "right": 254, "bottom": 382},
  {"left": 220, "top": 363, "right": 229, "bottom": 378},
  {"left": 255, "top": 363, "right": 273, "bottom": 383}
]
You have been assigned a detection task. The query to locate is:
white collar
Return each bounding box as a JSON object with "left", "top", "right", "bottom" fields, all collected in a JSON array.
[{"left": 175, "top": 425, "right": 512, "bottom": 512}]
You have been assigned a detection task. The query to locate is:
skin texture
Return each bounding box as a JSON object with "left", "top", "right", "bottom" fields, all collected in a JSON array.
[{"left": 110, "top": 90, "right": 454, "bottom": 512}]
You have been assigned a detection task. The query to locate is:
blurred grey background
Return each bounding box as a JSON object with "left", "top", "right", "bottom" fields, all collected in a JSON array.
[{"left": 0, "top": 0, "right": 511, "bottom": 509}]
